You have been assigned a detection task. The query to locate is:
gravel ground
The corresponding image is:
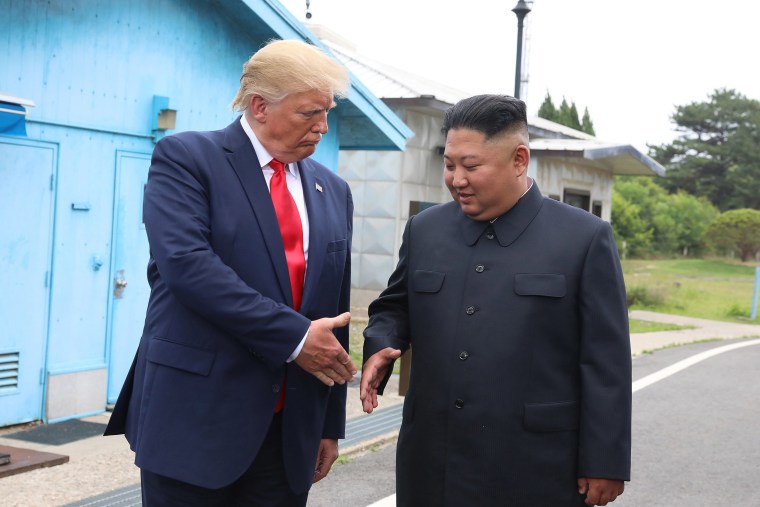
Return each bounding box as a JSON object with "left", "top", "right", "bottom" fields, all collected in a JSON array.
[{"left": 0, "top": 412, "right": 139, "bottom": 506}]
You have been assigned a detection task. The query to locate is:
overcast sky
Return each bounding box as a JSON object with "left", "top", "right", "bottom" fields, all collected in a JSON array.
[{"left": 279, "top": 0, "right": 760, "bottom": 153}]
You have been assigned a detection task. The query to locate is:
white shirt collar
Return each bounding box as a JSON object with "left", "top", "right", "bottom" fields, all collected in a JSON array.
[{"left": 240, "top": 115, "right": 298, "bottom": 176}]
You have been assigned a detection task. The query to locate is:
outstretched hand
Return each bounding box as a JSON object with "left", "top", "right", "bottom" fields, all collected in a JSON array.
[
  {"left": 295, "top": 312, "right": 357, "bottom": 386},
  {"left": 359, "top": 347, "right": 402, "bottom": 413}
]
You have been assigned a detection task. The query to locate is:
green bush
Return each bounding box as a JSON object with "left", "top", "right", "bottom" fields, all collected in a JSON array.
[{"left": 626, "top": 285, "right": 667, "bottom": 308}]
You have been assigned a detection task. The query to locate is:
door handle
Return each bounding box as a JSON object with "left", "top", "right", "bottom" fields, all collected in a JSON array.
[{"left": 114, "top": 269, "right": 128, "bottom": 298}]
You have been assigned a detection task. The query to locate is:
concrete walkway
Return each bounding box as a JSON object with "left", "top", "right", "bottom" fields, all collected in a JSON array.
[
  {"left": 629, "top": 310, "right": 760, "bottom": 356},
  {"left": 0, "top": 311, "right": 758, "bottom": 506}
]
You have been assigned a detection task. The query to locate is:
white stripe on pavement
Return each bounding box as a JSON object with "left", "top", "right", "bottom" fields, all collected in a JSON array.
[
  {"left": 366, "top": 494, "right": 395, "bottom": 506},
  {"left": 366, "top": 338, "right": 760, "bottom": 507},
  {"left": 632, "top": 338, "right": 760, "bottom": 393}
]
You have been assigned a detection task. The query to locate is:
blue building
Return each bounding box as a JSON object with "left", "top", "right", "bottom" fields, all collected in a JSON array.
[{"left": 0, "top": 0, "right": 412, "bottom": 426}]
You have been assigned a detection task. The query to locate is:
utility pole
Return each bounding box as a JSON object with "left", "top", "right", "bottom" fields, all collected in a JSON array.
[{"left": 512, "top": 0, "right": 532, "bottom": 99}]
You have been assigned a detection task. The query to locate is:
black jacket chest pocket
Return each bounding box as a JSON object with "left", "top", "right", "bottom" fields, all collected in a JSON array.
[
  {"left": 514, "top": 273, "right": 566, "bottom": 297},
  {"left": 413, "top": 270, "right": 445, "bottom": 293}
]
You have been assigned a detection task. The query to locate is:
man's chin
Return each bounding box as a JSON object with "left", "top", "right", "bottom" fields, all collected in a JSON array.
[{"left": 298, "top": 145, "right": 317, "bottom": 160}]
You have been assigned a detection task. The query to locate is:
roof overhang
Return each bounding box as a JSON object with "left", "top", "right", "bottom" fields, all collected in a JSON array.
[
  {"left": 382, "top": 97, "right": 452, "bottom": 113},
  {"left": 228, "top": 0, "right": 413, "bottom": 151},
  {"left": 530, "top": 139, "right": 665, "bottom": 176}
]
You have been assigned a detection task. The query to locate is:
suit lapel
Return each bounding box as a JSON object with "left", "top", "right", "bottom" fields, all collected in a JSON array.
[
  {"left": 298, "top": 159, "right": 327, "bottom": 313},
  {"left": 224, "top": 120, "right": 293, "bottom": 307}
]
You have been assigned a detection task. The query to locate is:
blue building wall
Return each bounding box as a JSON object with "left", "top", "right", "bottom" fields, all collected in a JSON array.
[{"left": 0, "top": 0, "right": 406, "bottom": 425}]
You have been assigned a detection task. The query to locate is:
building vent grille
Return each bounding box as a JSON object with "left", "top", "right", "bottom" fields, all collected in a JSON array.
[{"left": 0, "top": 352, "right": 20, "bottom": 391}]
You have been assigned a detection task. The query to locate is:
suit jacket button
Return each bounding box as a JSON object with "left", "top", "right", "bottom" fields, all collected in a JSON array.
[
  {"left": 454, "top": 399, "right": 464, "bottom": 409},
  {"left": 272, "top": 384, "right": 281, "bottom": 393},
  {"left": 465, "top": 306, "right": 476, "bottom": 315},
  {"left": 459, "top": 351, "right": 469, "bottom": 360}
]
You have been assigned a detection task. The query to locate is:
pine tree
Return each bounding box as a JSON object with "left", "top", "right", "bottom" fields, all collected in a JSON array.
[
  {"left": 581, "top": 107, "right": 595, "bottom": 135},
  {"left": 537, "top": 92, "right": 558, "bottom": 122},
  {"left": 538, "top": 91, "right": 595, "bottom": 136},
  {"left": 567, "top": 102, "right": 582, "bottom": 131}
]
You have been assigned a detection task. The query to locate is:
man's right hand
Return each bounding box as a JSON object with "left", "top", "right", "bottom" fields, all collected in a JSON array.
[
  {"left": 360, "top": 347, "right": 402, "bottom": 413},
  {"left": 295, "top": 312, "right": 357, "bottom": 386}
]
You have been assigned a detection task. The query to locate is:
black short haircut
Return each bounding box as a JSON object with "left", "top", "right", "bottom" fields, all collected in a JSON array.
[{"left": 442, "top": 94, "right": 528, "bottom": 141}]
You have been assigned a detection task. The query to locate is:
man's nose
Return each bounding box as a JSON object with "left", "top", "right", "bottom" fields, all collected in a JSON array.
[
  {"left": 313, "top": 113, "right": 328, "bottom": 134},
  {"left": 452, "top": 167, "right": 468, "bottom": 187}
]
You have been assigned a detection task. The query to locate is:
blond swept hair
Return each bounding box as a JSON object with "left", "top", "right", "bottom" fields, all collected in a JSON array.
[{"left": 231, "top": 39, "right": 350, "bottom": 111}]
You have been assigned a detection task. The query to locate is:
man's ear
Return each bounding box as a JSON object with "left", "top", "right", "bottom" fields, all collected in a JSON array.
[
  {"left": 249, "top": 95, "right": 268, "bottom": 123},
  {"left": 514, "top": 145, "right": 530, "bottom": 177}
]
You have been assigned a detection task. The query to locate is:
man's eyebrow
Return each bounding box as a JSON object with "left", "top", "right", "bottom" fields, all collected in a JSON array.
[
  {"left": 443, "top": 154, "right": 481, "bottom": 161},
  {"left": 301, "top": 104, "right": 334, "bottom": 114}
]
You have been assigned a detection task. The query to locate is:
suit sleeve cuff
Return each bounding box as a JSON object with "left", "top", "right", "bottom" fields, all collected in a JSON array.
[{"left": 286, "top": 328, "right": 309, "bottom": 363}]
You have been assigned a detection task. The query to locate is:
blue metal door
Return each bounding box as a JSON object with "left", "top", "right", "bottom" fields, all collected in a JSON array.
[
  {"left": 106, "top": 151, "right": 151, "bottom": 403},
  {"left": 0, "top": 138, "right": 56, "bottom": 426}
]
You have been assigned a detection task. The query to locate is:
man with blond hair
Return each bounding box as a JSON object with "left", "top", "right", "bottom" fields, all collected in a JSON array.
[{"left": 106, "top": 39, "right": 357, "bottom": 506}]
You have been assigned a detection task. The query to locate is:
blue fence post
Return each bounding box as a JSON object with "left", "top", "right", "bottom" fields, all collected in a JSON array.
[{"left": 751, "top": 266, "right": 760, "bottom": 321}]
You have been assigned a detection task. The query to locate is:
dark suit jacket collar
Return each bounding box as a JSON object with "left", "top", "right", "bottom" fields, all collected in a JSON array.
[{"left": 460, "top": 180, "right": 544, "bottom": 247}]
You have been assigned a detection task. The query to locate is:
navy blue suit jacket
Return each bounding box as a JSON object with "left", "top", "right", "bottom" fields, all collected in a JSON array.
[{"left": 105, "top": 119, "right": 353, "bottom": 494}]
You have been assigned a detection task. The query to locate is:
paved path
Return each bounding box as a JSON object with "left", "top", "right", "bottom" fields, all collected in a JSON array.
[{"left": 629, "top": 310, "right": 760, "bottom": 355}]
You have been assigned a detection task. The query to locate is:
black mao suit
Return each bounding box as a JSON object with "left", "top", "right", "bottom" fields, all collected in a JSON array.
[
  {"left": 364, "top": 182, "right": 631, "bottom": 506},
  {"left": 105, "top": 119, "right": 353, "bottom": 495}
]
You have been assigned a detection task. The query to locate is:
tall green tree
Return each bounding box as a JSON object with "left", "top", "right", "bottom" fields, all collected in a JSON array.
[
  {"left": 581, "top": 107, "right": 595, "bottom": 136},
  {"left": 650, "top": 89, "right": 760, "bottom": 211}
]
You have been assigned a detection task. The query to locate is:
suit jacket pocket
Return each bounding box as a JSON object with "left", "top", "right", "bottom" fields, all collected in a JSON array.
[
  {"left": 413, "top": 270, "right": 445, "bottom": 293},
  {"left": 514, "top": 273, "right": 566, "bottom": 297},
  {"left": 523, "top": 400, "right": 579, "bottom": 432},
  {"left": 147, "top": 338, "right": 216, "bottom": 376},
  {"left": 326, "top": 238, "right": 347, "bottom": 252}
]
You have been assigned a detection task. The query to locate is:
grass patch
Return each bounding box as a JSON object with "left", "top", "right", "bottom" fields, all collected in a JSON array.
[
  {"left": 623, "top": 258, "right": 759, "bottom": 323},
  {"left": 334, "top": 454, "right": 352, "bottom": 466},
  {"left": 629, "top": 319, "right": 694, "bottom": 334},
  {"left": 639, "top": 338, "right": 723, "bottom": 355}
]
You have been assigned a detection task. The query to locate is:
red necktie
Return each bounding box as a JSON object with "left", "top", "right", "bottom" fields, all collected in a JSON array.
[{"left": 269, "top": 159, "right": 305, "bottom": 412}]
